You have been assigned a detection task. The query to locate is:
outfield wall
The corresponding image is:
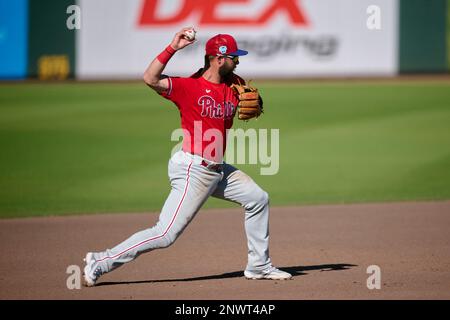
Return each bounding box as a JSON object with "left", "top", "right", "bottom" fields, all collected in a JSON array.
[
  {"left": 27, "top": 0, "right": 75, "bottom": 79},
  {"left": 0, "top": 0, "right": 448, "bottom": 80},
  {"left": 399, "top": 0, "right": 448, "bottom": 73}
]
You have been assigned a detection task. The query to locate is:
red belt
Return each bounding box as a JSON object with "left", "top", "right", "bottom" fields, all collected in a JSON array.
[{"left": 201, "top": 160, "right": 223, "bottom": 172}]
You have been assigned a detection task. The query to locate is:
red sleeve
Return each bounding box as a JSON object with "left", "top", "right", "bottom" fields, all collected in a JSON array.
[{"left": 160, "top": 77, "right": 189, "bottom": 107}]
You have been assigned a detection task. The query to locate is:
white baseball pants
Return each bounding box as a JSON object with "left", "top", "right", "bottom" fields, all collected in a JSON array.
[{"left": 94, "top": 150, "right": 271, "bottom": 274}]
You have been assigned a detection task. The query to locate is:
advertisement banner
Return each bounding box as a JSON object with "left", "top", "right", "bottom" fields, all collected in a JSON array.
[{"left": 77, "top": 0, "right": 399, "bottom": 79}]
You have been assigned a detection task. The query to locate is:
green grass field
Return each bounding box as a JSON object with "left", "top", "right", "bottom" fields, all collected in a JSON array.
[{"left": 1, "top": 80, "right": 450, "bottom": 218}]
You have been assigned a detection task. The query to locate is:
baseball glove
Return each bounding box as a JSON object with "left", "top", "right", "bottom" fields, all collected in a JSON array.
[{"left": 231, "top": 81, "right": 263, "bottom": 120}]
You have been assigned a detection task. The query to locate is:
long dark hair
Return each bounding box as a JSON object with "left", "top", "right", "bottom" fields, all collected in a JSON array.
[
  {"left": 203, "top": 55, "right": 211, "bottom": 71},
  {"left": 191, "top": 55, "right": 212, "bottom": 78}
]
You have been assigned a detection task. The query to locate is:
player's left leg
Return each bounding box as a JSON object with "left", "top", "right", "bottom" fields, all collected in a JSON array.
[{"left": 211, "top": 164, "right": 291, "bottom": 280}]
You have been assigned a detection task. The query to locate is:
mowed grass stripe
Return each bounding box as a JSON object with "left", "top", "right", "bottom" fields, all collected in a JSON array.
[{"left": 0, "top": 81, "right": 449, "bottom": 217}]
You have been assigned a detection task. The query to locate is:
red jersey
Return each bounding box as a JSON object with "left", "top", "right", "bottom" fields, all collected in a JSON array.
[{"left": 161, "top": 71, "right": 244, "bottom": 163}]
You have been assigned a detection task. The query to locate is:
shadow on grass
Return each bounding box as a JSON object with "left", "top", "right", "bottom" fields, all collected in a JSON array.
[{"left": 96, "top": 263, "right": 357, "bottom": 287}]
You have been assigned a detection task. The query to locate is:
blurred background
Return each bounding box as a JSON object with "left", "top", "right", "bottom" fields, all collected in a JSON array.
[
  {"left": 0, "top": 0, "right": 449, "bottom": 80},
  {"left": 0, "top": 0, "right": 449, "bottom": 218}
]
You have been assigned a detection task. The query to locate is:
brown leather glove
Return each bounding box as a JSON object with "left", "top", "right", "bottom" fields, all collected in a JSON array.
[{"left": 231, "top": 82, "right": 263, "bottom": 120}]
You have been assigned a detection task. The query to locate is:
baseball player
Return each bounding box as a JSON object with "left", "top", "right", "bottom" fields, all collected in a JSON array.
[{"left": 83, "top": 28, "right": 292, "bottom": 286}]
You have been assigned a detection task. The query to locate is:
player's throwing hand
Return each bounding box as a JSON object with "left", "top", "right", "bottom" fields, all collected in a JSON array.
[{"left": 170, "top": 27, "right": 196, "bottom": 51}]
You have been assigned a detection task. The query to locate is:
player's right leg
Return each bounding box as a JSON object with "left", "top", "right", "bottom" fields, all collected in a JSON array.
[
  {"left": 83, "top": 151, "right": 222, "bottom": 286},
  {"left": 210, "top": 163, "right": 292, "bottom": 281}
]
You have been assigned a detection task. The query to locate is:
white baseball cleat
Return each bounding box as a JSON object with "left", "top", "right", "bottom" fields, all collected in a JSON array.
[
  {"left": 244, "top": 266, "right": 292, "bottom": 280},
  {"left": 83, "top": 252, "right": 104, "bottom": 287}
]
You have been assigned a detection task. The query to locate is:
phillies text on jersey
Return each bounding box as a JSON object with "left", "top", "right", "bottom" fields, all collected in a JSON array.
[{"left": 161, "top": 74, "right": 243, "bottom": 162}]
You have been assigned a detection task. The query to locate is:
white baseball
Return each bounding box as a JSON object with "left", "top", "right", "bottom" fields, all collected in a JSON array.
[{"left": 184, "top": 28, "right": 196, "bottom": 41}]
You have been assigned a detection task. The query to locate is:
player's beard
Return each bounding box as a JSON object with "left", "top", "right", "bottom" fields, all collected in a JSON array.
[{"left": 219, "top": 63, "right": 235, "bottom": 77}]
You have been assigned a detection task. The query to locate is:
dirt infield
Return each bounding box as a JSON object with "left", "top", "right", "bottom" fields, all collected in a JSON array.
[{"left": 0, "top": 201, "right": 449, "bottom": 300}]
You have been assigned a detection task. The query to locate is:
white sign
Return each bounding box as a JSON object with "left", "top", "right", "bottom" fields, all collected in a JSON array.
[{"left": 76, "top": 0, "right": 399, "bottom": 79}]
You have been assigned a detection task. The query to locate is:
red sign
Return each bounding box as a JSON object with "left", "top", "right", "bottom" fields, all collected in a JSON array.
[{"left": 139, "top": 0, "right": 309, "bottom": 26}]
